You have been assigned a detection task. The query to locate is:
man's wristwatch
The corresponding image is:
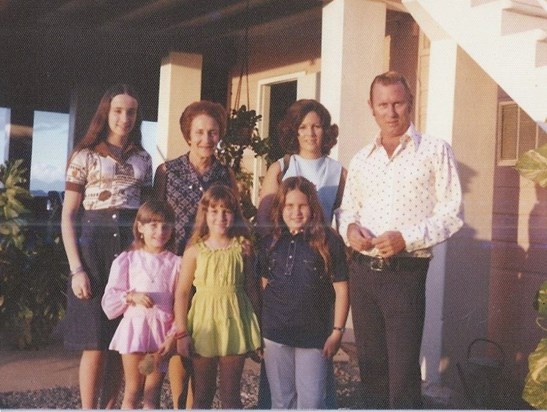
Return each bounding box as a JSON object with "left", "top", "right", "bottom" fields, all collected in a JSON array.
[{"left": 333, "top": 326, "right": 345, "bottom": 333}]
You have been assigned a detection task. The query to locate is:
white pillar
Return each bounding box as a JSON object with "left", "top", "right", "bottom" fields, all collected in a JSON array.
[
  {"left": 156, "top": 52, "right": 203, "bottom": 165},
  {"left": 320, "top": 0, "right": 386, "bottom": 345},
  {"left": 421, "top": 39, "right": 498, "bottom": 386},
  {"left": 320, "top": 0, "right": 386, "bottom": 167}
]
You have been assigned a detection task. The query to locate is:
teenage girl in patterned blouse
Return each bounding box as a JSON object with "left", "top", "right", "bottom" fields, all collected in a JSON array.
[{"left": 61, "top": 84, "right": 153, "bottom": 409}]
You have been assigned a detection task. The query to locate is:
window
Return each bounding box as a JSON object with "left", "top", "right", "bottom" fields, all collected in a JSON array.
[
  {"left": 30, "top": 111, "right": 70, "bottom": 192},
  {"left": 497, "top": 102, "right": 547, "bottom": 166},
  {"left": 0, "top": 107, "right": 8, "bottom": 162},
  {"left": 141, "top": 120, "right": 159, "bottom": 172}
]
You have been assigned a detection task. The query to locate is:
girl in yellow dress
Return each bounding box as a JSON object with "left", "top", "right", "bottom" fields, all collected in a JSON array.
[{"left": 172, "top": 184, "right": 261, "bottom": 408}]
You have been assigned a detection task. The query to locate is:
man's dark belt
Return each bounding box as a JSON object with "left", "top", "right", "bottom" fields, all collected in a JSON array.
[{"left": 354, "top": 253, "right": 430, "bottom": 272}]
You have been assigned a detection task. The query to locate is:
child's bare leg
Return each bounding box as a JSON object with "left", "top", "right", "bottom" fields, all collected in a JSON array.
[
  {"left": 143, "top": 369, "right": 165, "bottom": 409},
  {"left": 191, "top": 355, "right": 219, "bottom": 408},
  {"left": 99, "top": 350, "right": 123, "bottom": 409},
  {"left": 218, "top": 354, "right": 246, "bottom": 409},
  {"left": 121, "top": 353, "right": 145, "bottom": 409},
  {"left": 79, "top": 350, "right": 105, "bottom": 409},
  {"left": 168, "top": 355, "right": 193, "bottom": 408}
]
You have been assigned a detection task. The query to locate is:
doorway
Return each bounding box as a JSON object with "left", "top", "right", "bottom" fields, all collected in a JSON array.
[{"left": 267, "top": 80, "right": 297, "bottom": 162}]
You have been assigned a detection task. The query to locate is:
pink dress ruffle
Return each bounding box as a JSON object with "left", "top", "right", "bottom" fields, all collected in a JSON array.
[{"left": 102, "top": 249, "right": 180, "bottom": 356}]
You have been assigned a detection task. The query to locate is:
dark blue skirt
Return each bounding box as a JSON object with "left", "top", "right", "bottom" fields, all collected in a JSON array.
[{"left": 64, "top": 209, "right": 137, "bottom": 351}]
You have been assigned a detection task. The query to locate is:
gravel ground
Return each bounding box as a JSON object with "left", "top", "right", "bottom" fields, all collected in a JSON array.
[{"left": 0, "top": 360, "right": 364, "bottom": 409}]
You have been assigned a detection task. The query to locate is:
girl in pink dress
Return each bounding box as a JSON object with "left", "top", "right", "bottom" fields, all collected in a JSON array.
[{"left": 102, "top": 200, "right": 180, "bottom": 409}]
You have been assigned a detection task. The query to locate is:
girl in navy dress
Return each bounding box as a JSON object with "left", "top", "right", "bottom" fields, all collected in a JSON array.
[{"left": 258, "top": 176, "right": 349, "bottom": 409}]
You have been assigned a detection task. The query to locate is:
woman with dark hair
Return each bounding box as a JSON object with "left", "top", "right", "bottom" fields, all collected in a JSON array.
[
  {"left": 61, "top": 83, "right": 153, "bottom": 408},
  {"left": 255, "top": 99, "right": 347, "bottom": 408},
  {"left": 256, "top": 99, "right": 347, "bottom": 232},
  {"left": 153, "top": 100, "right": 237, "bottom": 408}
]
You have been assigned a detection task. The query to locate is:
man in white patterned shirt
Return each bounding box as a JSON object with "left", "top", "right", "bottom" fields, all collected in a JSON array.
[{"left": 338, "top": 71, "right": 463, "bottom": 408}]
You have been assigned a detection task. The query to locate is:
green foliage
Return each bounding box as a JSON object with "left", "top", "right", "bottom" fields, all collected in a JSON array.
[
  {"left": 8, "top": 235, "right": 69, "bottom": 349},
  {"left": 217, "top": 105, "right": 275, "bottom": 219},
  {"left": 0, "top": 159, "right": 68, "bottom": 349},
  {"left": 0, "top": 159, "right": 30, "bottom": 251},
  {"left": 218, "top": 105, "right": 276, "bottom": 172},
  {"left": 515, "top": 144, "right": 547, "bottom": 187}
]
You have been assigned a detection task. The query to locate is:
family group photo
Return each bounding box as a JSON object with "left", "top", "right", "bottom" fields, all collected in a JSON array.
[{"left": 1, "top": 0, "right": 546, "bottom": 410}]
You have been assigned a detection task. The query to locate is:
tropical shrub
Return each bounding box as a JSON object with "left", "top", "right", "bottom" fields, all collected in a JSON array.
[{"left": 0, "top": 159, "right": 68, "bottom": 349}]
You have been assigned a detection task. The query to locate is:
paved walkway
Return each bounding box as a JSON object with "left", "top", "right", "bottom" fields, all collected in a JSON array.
[{"left": 0, "top": 341, "right": 80, "bottom": 392}]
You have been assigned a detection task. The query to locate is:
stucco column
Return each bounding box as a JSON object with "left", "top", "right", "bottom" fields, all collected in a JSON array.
[
  {"left": 320, "top": 0, "right": 386, "bottom": 167},
  {"left": 320, "top": 0, "right": 386, "bottom": 345},
  {"left": 422, "top": 39, "right": 498, "bottom": 386},
  {"left": 156, "top": 52, "right": 203, "bottom": 165}
]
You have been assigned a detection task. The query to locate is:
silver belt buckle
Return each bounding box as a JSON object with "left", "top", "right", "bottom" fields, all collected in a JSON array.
[{"left": 370, "top": 257, "right": 388, "bottom": 271}]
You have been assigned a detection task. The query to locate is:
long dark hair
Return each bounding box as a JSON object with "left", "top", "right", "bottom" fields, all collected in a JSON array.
[
  {"left": 74, "top": 83, "right": 144, "bottom": 152},
  {"left": 269, "top": 176, "right": 333, "bottom": 278}
]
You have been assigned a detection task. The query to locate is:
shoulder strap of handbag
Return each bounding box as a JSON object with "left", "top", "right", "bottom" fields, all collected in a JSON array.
[
  {"left": 333, "top": 167, "right": 345, "bottom": 211},
  {"left": 277, "top": 154, "right": 292, "bottom": 184}
]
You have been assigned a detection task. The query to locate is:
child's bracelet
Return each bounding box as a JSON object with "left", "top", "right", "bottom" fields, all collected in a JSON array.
[
  {"left": 69, "top": 266, "right": 84, "bottom": 276},
  {"left": 172, "top": 330, "right": 189, "bottom": 340}
]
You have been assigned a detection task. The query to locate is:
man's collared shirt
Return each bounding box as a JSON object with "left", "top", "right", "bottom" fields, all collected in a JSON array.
[{"left": 338, "top": 123, "right": 463, "bottom": 257}]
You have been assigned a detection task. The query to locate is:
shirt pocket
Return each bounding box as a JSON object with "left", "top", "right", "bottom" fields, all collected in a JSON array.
[{"left": 302, "top": 257, "right": 327, "bottom": 288}]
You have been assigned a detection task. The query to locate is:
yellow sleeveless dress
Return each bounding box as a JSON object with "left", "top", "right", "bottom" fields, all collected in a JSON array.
[{"left": 187, "top": 238, "right": 261, "bottom": 357}]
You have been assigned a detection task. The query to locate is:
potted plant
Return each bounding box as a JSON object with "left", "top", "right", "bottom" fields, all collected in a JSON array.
[
  {"left": 225, "top": 105, "right": 262, "bottom": 146},
  {"left": 217, "top": 105, "right": 275, "bottom": 219}
]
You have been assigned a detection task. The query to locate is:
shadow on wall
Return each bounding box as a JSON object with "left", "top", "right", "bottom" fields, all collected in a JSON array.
[
  {"left": 442, "top": 161, "right": 544, "bottom": 408},
  {"left": 488, "top": 184, "right": 547, "bottom": 408},
  {"left": 439, "top": 161, "right": 529, "bottom": 409}
]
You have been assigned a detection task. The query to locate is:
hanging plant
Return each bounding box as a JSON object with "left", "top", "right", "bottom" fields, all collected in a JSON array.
[
  {"left": 216, "top": 106, "right": 275, "bottom": 220},
  {"left": 217, "top": 105, "right": 274, "bottom": 174},
  {"left": 225, "top": 105, "right": 262, "bottom": 146},
  {"left": 215, "top": 19, "right": 275, "bottom": 219}
]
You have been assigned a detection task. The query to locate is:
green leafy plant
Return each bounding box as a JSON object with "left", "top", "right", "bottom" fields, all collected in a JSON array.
[
  {"left": 515, "top": 144, "right": 547, "bottom": 187},
  {"left": 0, "top": 159, "right": 29, "bottom": 251},
  {"left": 225, "top": 105, "right": 262, "bottom": 146},
  {"left": 0, "top": 159, "right": 68, "bottom": 349},
  {"left": 217, "top": 105, "right": 275, "bottom": 219}
]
